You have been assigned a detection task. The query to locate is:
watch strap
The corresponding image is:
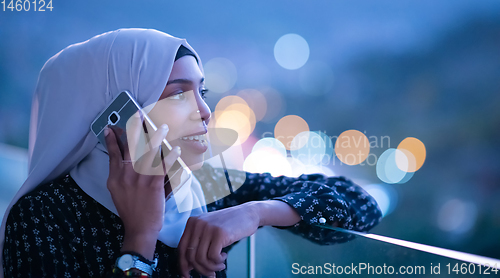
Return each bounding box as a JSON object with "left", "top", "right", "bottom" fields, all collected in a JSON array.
[
  {"left": 130, "top": 259, "right": 155, "bottom": 276},
  {"left": 116, "top": 252, "right": 158, "bottom": 276},
  {"left": 120, "top": 251, "right": 156, "bottom": 266}
]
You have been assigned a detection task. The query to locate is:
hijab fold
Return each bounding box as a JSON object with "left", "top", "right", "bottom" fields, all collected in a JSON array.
[{"left": 0, "top": 28, "right": 208, "bottom": 278}]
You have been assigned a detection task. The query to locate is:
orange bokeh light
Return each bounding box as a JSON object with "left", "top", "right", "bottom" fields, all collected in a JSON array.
[
  {"left": 397, "top": 137, "right": 426, "bottom": 172},
  {"left": 334, "top": 129, "right": 370, "bottom": 165},
  {"left": 274, "top": 115, "right": 310, "bottom": 150}
]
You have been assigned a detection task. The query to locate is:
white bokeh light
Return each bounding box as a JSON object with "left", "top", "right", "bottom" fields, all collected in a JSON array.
[
  {"left": 243, "top": 149, "right": 292, "bottom": 177},
  {"left": 252, "top": 138, "right": 287, "bottom": 158},
  {"left": 287, "top": 157, "right": 335, "bottom": 177},
  {"left": 274, "top": 34, "right": 310, "bottom": 70},
  {"left": 437, "top": 199, "right": 478, "bottom": 234},
  {"left": 317, "top": 131, "right": 333, "bottom": 165},
  {"left": 376, "top": 148, "right": 414, "bottom": 184},
  {"left": 204, "top": 57, "right": 237, "bottom": 93},
  {"left": 290, "top": 131, "right": 328, "bottom": 166}
]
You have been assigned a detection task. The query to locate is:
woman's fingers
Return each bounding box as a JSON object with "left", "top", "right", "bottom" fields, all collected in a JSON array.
[
  {"left": 179, "top": 218, "right": 214, "bottom": 277},
  {"left": 135, "top": 124, "right": 170, "bottom": 175},
  {"left": 196, "top": 229, "right": 226, "bottom": 272},
  {"left": 126, "top": 111, "right": 150, "bottom": 162},
  {"left": 121, "top": 128, "right": 132, "bottom": 162},
  {"left": 178, "top": 218, "right": 226, "bottom": 277},
  {"left": 196, "top": 228, "right": 212, "bottom": 267},
  {"left": 158, "top": 146, "right": 181, "bottom": 177},
  {"left": 178, "top": 218, "right": 195, "bottom": 277},
  {"left": 104, "top": 126, "right": 122, "bottom": 171},
  {"left": 185, "top": 221, "right": 204, "bottom": 265},
  {"left": 207, "top": 236, "right": 226, "bottom": 265},
  {"left": 221, "top": 252, "right": 228, "bottom": 262}
]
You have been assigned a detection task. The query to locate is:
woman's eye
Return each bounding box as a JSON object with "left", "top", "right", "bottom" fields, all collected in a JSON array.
[
  {"left": 200, "top": 88, "right": 209, "bottom": 100},
  {"left": 168, "top": 92, "right": 186, "bottom": 100}
]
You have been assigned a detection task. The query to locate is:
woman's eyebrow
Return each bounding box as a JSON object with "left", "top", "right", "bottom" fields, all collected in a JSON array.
[{"left": 166, "top": 77, "right": 205, "bottom": 85}]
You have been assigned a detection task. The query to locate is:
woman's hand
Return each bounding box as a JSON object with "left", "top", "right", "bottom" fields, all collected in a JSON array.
[
  {"left": 178, "top": 202, "right": 261, "bottom": 278},
  {"left": 178, "top": 200, "right": 302, "bottom": 277},
  {"left": 105, "top": 123, "right": 181, "bottom": 260}
]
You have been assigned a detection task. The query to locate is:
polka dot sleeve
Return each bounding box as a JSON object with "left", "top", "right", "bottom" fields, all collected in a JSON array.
[{"left": 198, "top": 165, "right": 383, "bottom": 245}]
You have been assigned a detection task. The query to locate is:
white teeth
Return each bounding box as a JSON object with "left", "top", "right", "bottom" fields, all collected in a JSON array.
[{"left": 181, "top": 134, "right": 207, "bottom": 141}]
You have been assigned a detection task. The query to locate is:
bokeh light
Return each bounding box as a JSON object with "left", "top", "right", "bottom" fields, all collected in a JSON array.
[
  {"left": 252, "top": 138, "right": 287, "bottom": 158},
  {"left": 287, "top": 157, "right": 335, "bottom": 177},
  {"left": 298, "top": 61, "right": 335, "bottom": 96},
  {"left": 363, "top": 184, "right": 398, "bottom": 217},
  {"left": 215, "top": 95, "right": 248, "bottom": 112},
  {"left": 204, "top": 133, "right": 246, "bottom": 172},
  {"left": 213, "top": 110, "right": 252, "bottom": 145},
  {"left": 243, "top": 149, "right": 292, "bottom": 177},
  {"left": 334, "top": 129, "right": 370, "bottom": 165},
  {"left": 237, "top": 89, "right": 268, "bottom": 121},
  {"left": 289, "top": 131, "right": 310, "bottom": 152},
  {"left": 240, "top": 133, "right": 259, "bottom": 158},
  {"left": 318, "top": 131, "right": 334, "bottom": 165},
  {"left": 211, "top": 95, "right": 257, "bottom": 144},
  {"left": 274, "top": 115, "right": 310, "bottom": 150},
  {"left": 376, "top": 148, "right": 413, "bottom": 184},
  {"left": 274, "top": 34, "right": 310, "bottom": 70},
  {"left": 290, "top": 131, "right": 329, "bottom": 166},
  {"left": 204, "top": 57, "right": 237, "bottom": 93},
  {"left": 397, "top": 167, "right": 415, "bottom": 184},
  {"left": 437, "top": 199, "right": 478, "bottom": 234},
  {"left": 395, "top": 148, "right": 417, "bottom": 174},
  {"left": 397, "top": 137, "right": 426, "bottom": 172},
  {"left": 225, "top": 103, "right": 256, "bottom": 133}
]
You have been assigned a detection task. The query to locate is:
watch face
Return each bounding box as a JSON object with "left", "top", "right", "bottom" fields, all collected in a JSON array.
[{"left": 117, "top": 254, "right": 134, "bottom": 270}]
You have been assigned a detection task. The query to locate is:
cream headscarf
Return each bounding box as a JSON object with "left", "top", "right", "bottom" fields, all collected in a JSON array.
[{"left": 0, "top": 28, "right": 208, "bottom": 277}]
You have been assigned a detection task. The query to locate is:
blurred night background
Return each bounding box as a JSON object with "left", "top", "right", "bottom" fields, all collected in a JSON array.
[{"left": 1, "top": 0, "right": 500, "bottom": 276}]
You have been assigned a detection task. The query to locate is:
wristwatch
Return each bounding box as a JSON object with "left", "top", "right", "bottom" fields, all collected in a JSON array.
[{"left": 115, "top": 252, "right": 158, "bottom": 276}]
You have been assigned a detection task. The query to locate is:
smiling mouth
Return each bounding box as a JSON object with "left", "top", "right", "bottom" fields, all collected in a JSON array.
[
  {"left": 174, "top": 133, "right": 209, "bottom": 154},
  {"left": 180, "top": 133, "right": 207, "bottom": 143}
]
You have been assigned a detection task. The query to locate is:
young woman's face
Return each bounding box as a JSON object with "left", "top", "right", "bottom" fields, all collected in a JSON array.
[{"left": 147, "top": 55, "right": 211, "bottom": 170}]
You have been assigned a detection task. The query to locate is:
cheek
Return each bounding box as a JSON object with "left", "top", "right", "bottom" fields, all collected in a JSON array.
[
  {"left": 165, "top": 113, "right": 191, "bottom": 140},
  {"left": 149, "top": 107, "right": 190, "bottom": 140},
  {"left": 166, "top": 131, "right": 180, "bottom": 142}
]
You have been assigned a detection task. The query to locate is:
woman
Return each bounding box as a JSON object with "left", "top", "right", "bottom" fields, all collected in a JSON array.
[{"left": 0, "top": 28, "right": 382, "bottom": 277}]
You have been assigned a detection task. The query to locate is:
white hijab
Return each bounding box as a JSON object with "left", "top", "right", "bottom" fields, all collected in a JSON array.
[{"left": 0, "top": 28, "right": 208, "bottom": 277}]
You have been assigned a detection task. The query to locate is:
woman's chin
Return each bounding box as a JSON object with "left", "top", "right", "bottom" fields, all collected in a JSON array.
[
  {"left": 181, "top": 155, "right": 205, "bottom": 171},
  {"left": 187, "top": 161, "right": 204, "bottom": 171}
]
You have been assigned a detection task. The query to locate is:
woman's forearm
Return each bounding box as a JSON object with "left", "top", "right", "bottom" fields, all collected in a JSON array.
[
  {"left": 249, "top": 200, "right": 301, "bottom": 227},
  {"left": 121, "top": 231, "right": 159, "bottom": 261}
]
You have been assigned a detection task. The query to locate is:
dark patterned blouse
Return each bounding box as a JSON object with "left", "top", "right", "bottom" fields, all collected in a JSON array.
[{"left": 3, "top": 163, "right": 382, "bottom": 278}]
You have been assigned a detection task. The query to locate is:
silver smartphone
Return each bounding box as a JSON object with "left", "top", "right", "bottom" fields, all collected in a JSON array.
[{"left": 90, "top": 90, "right": 192, "bottom": 191}]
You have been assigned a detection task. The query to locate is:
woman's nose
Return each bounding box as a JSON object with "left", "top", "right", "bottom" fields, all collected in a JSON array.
[{"left": 192, "top": 97, "right": 211, "bottom": 126}]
